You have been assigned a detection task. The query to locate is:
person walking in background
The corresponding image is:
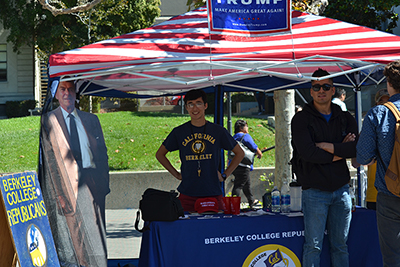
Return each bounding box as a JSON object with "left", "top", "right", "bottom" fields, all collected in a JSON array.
[
  {"left": 332, "top": 88, "right": 347, "bottom": 111},
  {"left": 375, "top": 88, "right": 391, "bottom": 106},
  {"left": 291, "top": 68, "right": 357, "bottom": 267},
  {"left": 356, "top": 60, "right": 400, "bottom": 266},
  {"left": 365, "top": 88, "right": 390, "bottom": 210},
  {"left": 156, "top": 89, "right": 244, "bottom": 212},
  {"left": 230, "top": 120, "right": 262, "bottom": 209},
  {"left": 255, "top": 91, "right": 266, "bottom": 115}
]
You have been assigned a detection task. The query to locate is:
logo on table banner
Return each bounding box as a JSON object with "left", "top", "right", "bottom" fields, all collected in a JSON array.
[
  {"left": 242, "top": 244, "right": 300, "bottom": 267},
  {"left": 27, "top": 224, "right": 47, "bottom": 266}
]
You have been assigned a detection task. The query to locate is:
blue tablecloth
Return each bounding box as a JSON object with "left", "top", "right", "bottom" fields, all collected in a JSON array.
[
  {"left": 139, "top": 208, "right": 382, "bottom": 267},
  {"left": 108, "top": 258, "right": 139, "bottom": 267}
]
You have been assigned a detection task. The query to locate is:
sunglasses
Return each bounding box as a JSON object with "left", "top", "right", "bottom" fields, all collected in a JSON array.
[{"left": 311, "top": 84, "right": 333, "bottom": 92}]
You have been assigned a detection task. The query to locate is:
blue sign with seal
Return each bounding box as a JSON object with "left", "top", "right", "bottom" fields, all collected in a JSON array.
[
  {"left": 0, "top": 171, "right": 60, "bottom": 267},
  {"left": 207, "top": 0, "right": 291, "bottom": 36}
]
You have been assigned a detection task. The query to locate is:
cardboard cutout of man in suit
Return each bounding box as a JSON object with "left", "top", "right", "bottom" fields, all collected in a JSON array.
[{"left": 39, "top": 80, "right": 109, "bottom": 267}]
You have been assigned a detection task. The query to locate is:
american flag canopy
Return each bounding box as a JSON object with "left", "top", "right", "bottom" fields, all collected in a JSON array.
[{"left": 48, "top": 7, "right": 400, "bottom": 97}]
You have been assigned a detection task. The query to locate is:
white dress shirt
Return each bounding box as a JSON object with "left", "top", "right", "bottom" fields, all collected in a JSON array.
[{"left": 60, "top": 107, "right": 96, "bottom": 169}]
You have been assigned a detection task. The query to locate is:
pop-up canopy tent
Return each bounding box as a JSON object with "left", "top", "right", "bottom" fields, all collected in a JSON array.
[
  {"left": 47, "top": 6, "right": 400, "bottom": 99},
  {"left": 41, "top": 8, "right": 400, "bottom": 266},
  {"left": 46, "top": 6, "right": 400, "bottom": 208}
]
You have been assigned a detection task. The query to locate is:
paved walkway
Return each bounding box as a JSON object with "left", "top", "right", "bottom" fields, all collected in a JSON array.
[
  {"left": 105, "top": 203, "right": 263, "bottom": 266},
  {"left": 106, "top": 209, "right": 142, "bottom": 260}
]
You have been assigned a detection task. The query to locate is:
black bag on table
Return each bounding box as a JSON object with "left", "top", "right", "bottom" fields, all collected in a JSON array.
[{"left": 135, "top": 188, "right": 184, "bottom": 232}]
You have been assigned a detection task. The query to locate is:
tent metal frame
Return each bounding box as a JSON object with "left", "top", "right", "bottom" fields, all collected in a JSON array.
[{"left": 60, "top": 55, "right": 385, "bottom": 96}]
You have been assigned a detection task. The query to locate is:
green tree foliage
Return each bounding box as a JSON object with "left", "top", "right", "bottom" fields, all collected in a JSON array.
[
  {"left": 0, "top": 0, "right": 160, "bottom": 58},
  {"left": 323, "top": 0, "right": 400, "bottom": 32}
]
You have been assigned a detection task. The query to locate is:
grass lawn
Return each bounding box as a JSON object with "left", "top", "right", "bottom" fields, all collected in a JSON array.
[{"left": 0, "top": 111, "right": 275, "bottom": 174}]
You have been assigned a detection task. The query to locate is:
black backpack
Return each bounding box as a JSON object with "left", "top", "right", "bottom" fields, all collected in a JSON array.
[{"left": 134, "top": 188, "right": 184, "bottom": 232}]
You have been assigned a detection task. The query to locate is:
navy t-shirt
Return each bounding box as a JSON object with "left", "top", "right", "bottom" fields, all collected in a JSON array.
[{"left": 163, "top": 121, "right": 237, "bottom": 196}]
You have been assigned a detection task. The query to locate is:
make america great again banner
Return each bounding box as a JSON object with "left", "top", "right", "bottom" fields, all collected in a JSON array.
[{"left": 207, "top": 0, "right": 291, "bottom": 36}]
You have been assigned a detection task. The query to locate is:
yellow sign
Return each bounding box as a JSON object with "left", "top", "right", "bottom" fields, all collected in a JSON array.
[
  {"left": 242, "top": 244, "right": 301, "bottom": 267},
  {"left": 0, "top": 171, "right": 60, "bottom": 267}
]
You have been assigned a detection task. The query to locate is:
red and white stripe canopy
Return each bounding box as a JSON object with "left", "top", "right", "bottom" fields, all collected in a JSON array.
[{"left": 48, "top": 7, "right": 400, "bottom": 96}]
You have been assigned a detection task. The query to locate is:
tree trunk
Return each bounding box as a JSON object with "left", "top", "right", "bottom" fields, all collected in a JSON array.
[{"left": 274, "top": 90, "right": 295, "bottom": 190}]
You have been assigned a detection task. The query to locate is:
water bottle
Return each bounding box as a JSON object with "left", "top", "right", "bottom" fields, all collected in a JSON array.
[
  {"left": 281, "top": 181, "right": 291, "bottom": 213},
  {"left": 271, "top": 186, "right": 281, "bottom": 213}
]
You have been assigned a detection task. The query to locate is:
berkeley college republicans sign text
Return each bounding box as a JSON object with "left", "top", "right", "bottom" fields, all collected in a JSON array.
[{"left": 207, "top": 0, "right": 291, "bottom": 36}]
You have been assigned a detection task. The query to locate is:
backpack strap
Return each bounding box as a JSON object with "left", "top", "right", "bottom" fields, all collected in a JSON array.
[
  {"left": 376, "top": 102, "right": 400, "bottom": 170},
  {"left": 384, "top": 102, "right": 400, "bottom": 122},
  {"left": 239, "top": 133, "right": 246, "bottom": 142},
  {"left": 382, "top": 101, "right": 400, "bottom": 196}
]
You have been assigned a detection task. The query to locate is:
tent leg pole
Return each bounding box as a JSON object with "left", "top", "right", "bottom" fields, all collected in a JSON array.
[
  {"left": 214, "top": 85, "right": 226, "bottom": 195},
  {"left": 227, "top": 92, "right": 232, "bottom": 135},
  {"left": 355, "top": 85, "right": 366, "bottom": 208}
]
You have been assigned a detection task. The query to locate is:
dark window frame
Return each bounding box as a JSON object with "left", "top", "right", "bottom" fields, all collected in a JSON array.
[{"left": 0, "top": 44, "right": 7, "bottom": 82}]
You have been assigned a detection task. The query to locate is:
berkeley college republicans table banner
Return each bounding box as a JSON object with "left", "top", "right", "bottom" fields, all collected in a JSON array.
[
  {"left": 139, "top": 208, "right": 382, "bottom": 267},
  {"left": 207, "top": 0, "right": 291, "bottom": 36}
]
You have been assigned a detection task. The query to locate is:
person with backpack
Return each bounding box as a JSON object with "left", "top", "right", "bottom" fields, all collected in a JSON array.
[
  {"left": 291, "top": 68, "right": 358, "bottom": 267},
  {"left": 229, "top": 119, "right": 263, "bottom": 209},
  {"left": 365, "top": 88, "right": 390, "bottom": 210},
  {"left": 356, "top": 60, "right": 400, "bottom": 266}
]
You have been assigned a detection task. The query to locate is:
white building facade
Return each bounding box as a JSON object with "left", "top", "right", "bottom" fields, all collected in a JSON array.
[{"left": 0, "top": 26, "right": 37, "bottom": 118}]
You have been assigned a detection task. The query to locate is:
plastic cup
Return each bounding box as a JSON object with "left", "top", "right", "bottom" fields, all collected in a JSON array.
[
  {"left": 290, "top": 183, "right": 302, "bottom": 212},
  {"left": 222, "top": 197, "right": 231, "bottom": 214},
  {"left": 263, "top": 192, "right": 272, "bottom": 210},
  {"left": 230, "top": 196, "right": 241, "bottom": 215}
]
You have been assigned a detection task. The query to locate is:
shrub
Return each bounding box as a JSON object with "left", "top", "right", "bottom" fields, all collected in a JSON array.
[
  {"left": 5, "top": 100, "right": 37, "bottom": 118},
  {"left": 230, "top": 92, "right": 256, "bottom": 113},
  {"left": 119, "top": 98, "right": 139, "bottom": 111},
  {"left": 79, "top": 95, "right": 104, "bottom": 113}
]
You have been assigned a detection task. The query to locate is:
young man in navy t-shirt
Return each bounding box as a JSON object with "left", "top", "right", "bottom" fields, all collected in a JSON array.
[{"left": 156, "top": 89, "right": 244, "bottom": 211}]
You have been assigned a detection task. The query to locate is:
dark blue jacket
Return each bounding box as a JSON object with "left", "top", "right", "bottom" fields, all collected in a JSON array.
[{"left": 291, "top": 102, "right": 358, "bottom": 191}]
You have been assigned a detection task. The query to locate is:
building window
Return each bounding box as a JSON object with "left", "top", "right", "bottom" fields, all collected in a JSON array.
[{"left": 0, "top": 44, "right": 6, "bottom": 81}]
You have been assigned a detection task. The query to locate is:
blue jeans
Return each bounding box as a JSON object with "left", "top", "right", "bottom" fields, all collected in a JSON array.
[
  {"left": 302, "top": 184, "right": 352, "bottom": 267},
  {"left": 376, "top": 192, "right": 400, "bottom": 267}
]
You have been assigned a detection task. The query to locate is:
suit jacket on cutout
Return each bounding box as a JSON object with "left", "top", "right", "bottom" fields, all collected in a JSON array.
[{"left": 42, "top": 107, "right": 110, "bottom": 214}]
